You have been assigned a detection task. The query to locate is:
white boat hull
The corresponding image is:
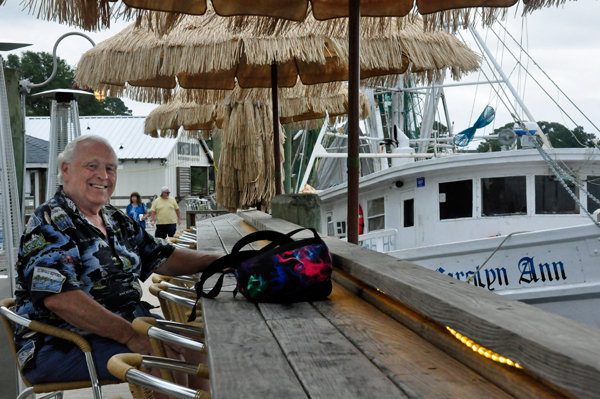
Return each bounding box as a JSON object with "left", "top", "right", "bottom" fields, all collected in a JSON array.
[{"left": 387, "top": 223, "right": 600, "bottom": 327}]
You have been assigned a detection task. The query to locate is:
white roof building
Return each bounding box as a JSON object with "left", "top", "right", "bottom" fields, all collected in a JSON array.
[{"left": 26, "top": 116, "right": 214, "bottom": 208}]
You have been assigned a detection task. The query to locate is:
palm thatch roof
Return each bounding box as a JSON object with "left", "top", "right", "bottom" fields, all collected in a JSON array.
[
  {"left": 14, "top": 0, "right": 564, "bottom": 33},
  {"left": 75, "top": 10, "right": 481, "bottom": 103},
  {"left": 144, "top": 82, "right": 370, "bottom": 138}
]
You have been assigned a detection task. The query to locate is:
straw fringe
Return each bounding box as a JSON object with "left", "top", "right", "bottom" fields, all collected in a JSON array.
[
  {"left": 76, "top": 9, "right": 481, "bottom": 94},
  {"left": 21, "top": 0, "right": 112, "bottom": 32},
  {"left": 17, "top": 0, "right": 566, "bottom": 34},
  {"left": 143, "top": 81, "right": 369, "bottom": 137}
]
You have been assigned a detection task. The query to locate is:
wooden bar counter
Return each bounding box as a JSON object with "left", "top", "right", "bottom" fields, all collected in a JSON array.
[{"left": 194, "top": 212, "right": 600, "bottom": 399}]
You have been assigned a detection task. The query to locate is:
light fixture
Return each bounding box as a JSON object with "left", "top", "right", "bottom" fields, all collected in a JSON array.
[{"left": 446, "top": 327, "right": 521, "bottom": 368}]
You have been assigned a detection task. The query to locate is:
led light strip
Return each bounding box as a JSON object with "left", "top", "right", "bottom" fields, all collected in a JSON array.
[{"left": 447, "top": 327, "right": 522, "bottom": 368}]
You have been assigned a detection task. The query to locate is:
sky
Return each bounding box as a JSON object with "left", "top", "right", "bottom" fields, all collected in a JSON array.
[{"left": 0, "top": 1, "right": 599, "bottom": 141}]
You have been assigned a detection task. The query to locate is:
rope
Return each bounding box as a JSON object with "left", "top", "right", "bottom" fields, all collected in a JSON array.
[
  {"left": 515, "top": 120, "right": 600, "bottom": 228},
  {"left": 496, "top": 19, "right": 600, "bottom": 135},
  {"left": 465, "top": 231, "right": 528, "bottom": 283}
]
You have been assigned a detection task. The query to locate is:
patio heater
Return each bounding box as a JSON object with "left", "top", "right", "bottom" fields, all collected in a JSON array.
[
  {"left": 0, "top": 39, "right": 31, "bottom": 399},
  {"left": 0, "top": 40, "right": 30, "bottom": 284},
  {"left": 32, "top": 89, "right": 93, "bottom": 199}
]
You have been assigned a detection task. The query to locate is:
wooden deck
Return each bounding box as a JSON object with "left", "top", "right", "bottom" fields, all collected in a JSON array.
[{"left": 195, "top": 212, "right": 590, "bottom": 399}]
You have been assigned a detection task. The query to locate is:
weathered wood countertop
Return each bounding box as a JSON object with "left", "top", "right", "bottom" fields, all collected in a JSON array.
[{"left": 194, "top": 212, "right": 596, "bottom": 399}]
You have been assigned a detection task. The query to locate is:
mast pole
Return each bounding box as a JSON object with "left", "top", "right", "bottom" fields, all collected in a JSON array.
[{"left": 469, "top": 25, "right": 552, "bottom": 148}]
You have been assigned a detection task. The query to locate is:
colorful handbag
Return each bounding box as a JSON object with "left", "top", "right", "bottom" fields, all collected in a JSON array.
[{"left": 188, "top": 228, "right": 333, "bottom": 321}]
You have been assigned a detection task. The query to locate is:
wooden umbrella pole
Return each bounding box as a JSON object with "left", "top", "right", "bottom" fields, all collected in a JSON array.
[
  {"left": 347, "top": 0, "right": 361, "bottom": 245},
  {"left": 271, "top": 62, "right": 282, "bottom": 196}
]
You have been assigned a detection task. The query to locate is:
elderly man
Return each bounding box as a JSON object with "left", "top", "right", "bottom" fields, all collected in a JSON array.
[{"left": 13, "top": 135, "right": 219, "bottom": 385}]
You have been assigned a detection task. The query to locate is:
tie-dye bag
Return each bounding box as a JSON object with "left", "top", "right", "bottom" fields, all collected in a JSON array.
[{"left": 188, "top": 228, "right": 333, "bottom": 321}]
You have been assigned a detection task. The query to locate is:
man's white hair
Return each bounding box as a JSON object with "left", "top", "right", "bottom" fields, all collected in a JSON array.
[{"left": 57, "top": 135, "right": 117, "bottom": 185}]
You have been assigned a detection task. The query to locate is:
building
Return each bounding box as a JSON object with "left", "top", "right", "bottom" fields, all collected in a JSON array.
[{"left": 25, "top": 116, "right": 215, "bottom": 209}]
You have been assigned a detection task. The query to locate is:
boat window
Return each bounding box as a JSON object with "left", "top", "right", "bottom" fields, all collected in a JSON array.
[
  {"left": 587, "top": 176, "right": 600, "bottom": 214},
  {"left": 367, "top": 198, "right": 385, "bottom": 231},
  {"left": 404, "top": 199, "right": 414, "bottom": 227},
  {"left": 535, "top": 175, "right": 579, "bottom": 214},
  {"left": 481, "top": 177, "right": 527, "bottom": 217},
  {"left": 326, "top": 213, "right": 334, "bottom": 237},
  {"left": 336, "top": 221, "right": 346, "bottom": 238},
  {"left": 439, "top": 180, "right": 473, "bottom": 220}
]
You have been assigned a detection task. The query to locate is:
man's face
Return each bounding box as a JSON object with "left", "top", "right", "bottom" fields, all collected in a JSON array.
[
  {"left": 161, "top": 190, "right": 170, "bottom": 199},
  {"left": 61, "top": 140, "right": 117, "bottom": 214}
]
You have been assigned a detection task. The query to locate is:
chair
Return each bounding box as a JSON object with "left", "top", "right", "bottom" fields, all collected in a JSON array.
[
  {"left": 108, "top": 353, "right": 211, "bottom": 399},
  {"left": 151, "top": 274, "right": 198, "bottom": 289},
  {"left": 0, "top": 298, "right": 121, "bottom": 399},
  {"left": 132, "top": 317, "right": 207, "bottom": 385},
  {"left": 148, "top": 283, "right": 202, "bottom": 325}
]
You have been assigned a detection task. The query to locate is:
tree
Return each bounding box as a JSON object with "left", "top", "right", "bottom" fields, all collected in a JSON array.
[
  {"left": 3, "top": 51, "right": 131, "bottom": 117},
  {"left": 477, "top": 121, "right": 596, "bottom": 152}
]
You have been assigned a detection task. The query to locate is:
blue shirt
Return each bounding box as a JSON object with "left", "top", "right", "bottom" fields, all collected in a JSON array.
[
  {"left": 126, "top": 202, "right": 147, "bottom": 229},
  {"left": 13, "top": 189, "right": 175, "bottom": 371}
]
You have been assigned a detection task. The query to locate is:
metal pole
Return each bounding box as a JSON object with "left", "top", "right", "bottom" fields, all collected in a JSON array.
[
  {"left": 347, "top": 0, "right": 360, "bottom": 245},
  {"left": 283, "top": 124, "right": 292, "bottom": 194},
  {"left": 271, "top": 63, "right": 282, "bottom": 196}
]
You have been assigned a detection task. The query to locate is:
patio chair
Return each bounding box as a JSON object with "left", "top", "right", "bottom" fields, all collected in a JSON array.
[
  {"left": 151, "top": 274, "right": 198, "bottom": 289},
  {"left": 148, "top": 283, "right": 202, "bottom": 325},
  {"left": 0, "top": 298, "right": 121, "bottom": 399},
  {"left": 132, "top": 317, "right": 207, "bottom": 384},
  {"left": 108, "top": 353, "right": 211, "bottom": 399}
]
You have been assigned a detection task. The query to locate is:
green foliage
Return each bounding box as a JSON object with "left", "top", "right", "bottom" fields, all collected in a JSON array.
[
  {"left": 477, "top": 121, "right": 596, "bottom": 152},
  {"left": 4, "top": 51, "right": 131, "bottom": 117}
]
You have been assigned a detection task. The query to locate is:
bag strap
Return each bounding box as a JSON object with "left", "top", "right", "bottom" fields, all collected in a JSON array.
[
  {"left": 258, "top": 227, "right": 321, "bottom": 253},
  {"left": 187, "top": 255, "right": 233, "bottom": 322},
  {"left": 230, "top": 230, "right": 292, "bottom": 256}
]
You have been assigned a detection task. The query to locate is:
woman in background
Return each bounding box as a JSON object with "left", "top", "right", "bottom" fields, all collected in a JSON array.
[{"left": 126, "top": 192, "right": 148, "bottom": 229}]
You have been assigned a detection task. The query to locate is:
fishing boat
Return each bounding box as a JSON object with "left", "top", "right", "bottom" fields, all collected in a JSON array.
[{"left": 299, "top": 25, "right": 600, "bottom": 328}]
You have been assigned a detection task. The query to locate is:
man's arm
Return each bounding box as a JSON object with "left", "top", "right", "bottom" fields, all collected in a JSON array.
[
  {"left": 151, "top": 210, "right": 156, "bottom": 225},
  {"left": 155, "top": 247, "right": 221, "bottom": 277},
  {"left": 43, "top": 290, "right": 155, "bottom": 355},
  {"left": 176, "top": 209, "right": 181, "bottom": 225}
]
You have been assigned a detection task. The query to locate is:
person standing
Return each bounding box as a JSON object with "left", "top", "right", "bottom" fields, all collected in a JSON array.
[
  {"left": 151, "top": 187, "right": 180, "bottom": 238},
  {"left": 126, "top": 192, "right": 148, "bottom": 229}
]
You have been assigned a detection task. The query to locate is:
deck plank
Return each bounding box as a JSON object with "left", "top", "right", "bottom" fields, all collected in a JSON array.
[
  {"left": 259, "top": 301, "right": 408, "bottom": 399},
  {"left": 314, "top": 283, "right": 513, "bottom": 399},
  {"left": 202, "top": 295, "right": 308, "bottom": 399}
]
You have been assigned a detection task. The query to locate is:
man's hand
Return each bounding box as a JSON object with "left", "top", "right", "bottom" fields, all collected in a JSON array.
[
  {"left": 125, "top": 332, "right": 154, "bottom": 355},
  {"left": 156, "top": 247, "right": 222, "bottom": 277}
]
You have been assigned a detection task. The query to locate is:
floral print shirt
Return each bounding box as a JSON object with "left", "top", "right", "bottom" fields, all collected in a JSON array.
[{"left": 13, "top": 189, "right": 175, "bottom": 371}]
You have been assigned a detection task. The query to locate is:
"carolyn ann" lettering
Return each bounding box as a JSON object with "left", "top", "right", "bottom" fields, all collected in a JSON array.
[{"left": 436, "top": 256, "right": 567, "bottom": 291}]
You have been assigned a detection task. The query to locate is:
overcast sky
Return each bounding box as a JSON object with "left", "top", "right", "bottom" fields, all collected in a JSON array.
[{"left": 1, "top": 1, "right": 598, "bottom": 141}]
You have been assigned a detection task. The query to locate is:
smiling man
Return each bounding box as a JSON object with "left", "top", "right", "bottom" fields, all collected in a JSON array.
[{"left": 13, "top": 135, "right": 219, "bottom": 387}]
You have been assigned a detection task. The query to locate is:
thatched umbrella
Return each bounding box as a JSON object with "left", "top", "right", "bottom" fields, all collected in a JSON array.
[
  {"left": 11, "top": 0, "right": 559, "bottom": 32},
  {"left": 76, "top": 13, "right": 480, "bottom": 95},
  {"left": 144, "top": 83, "right": 370, "bottom": 138},
  {"left": 144, "top": 82, "right": 370, "bottom": 212},
  {"left": 76, "top": 11, "right": 480, "bottom": 203}
]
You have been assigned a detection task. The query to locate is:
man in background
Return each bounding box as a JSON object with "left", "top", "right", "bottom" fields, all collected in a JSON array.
[{"left": 151, "top": 187, "right": 180, "bottom": 238}]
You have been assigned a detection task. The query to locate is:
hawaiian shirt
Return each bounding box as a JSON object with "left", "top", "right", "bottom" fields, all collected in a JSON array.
[{"left": 13, "top": 189, "right": 176, "bottom": 371}]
